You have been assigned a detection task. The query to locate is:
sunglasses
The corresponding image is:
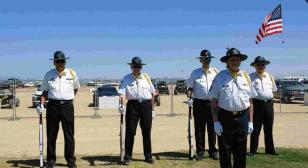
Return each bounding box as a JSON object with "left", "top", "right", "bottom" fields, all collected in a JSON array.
[
  {"left": 200, "top": 57, "right": 211, "bottom": 62},
  {"left": 55, "top": 59, "right": 66, "bottom": 64},
  {"left": 132, "top": 65, "right": 142, "bottom": 69},
  {"left": 256, "top": 63, "right": 265, "bottom": 66}
]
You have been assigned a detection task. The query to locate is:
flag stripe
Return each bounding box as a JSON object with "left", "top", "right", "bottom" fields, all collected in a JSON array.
[
  {"left": 266, "top": 26, "right": 283, "bottom": 32},
  {"left": 266, "top": 31, "right": 283, "bottom": 37}
]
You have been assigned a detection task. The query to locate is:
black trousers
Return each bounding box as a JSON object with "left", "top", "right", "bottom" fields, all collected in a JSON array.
[
  {"left": 250, "top": 99, "right": 276, "bottom": 154},
  {"left": 218, "top": 108, "right": 249, "bottom": 168},
  {"left": 125, "top": 100, "right": 152, "bottom": 158},
  {"left": 193, "top": 98, "right": 217, "bottom": 155},
  {"left": 46, "top": 101, "right": 75, "bottom": 164}
]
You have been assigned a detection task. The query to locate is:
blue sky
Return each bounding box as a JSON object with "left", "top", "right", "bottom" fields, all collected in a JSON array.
[{"left": 0, "top": 0, "right": 307, "bottom": 79}]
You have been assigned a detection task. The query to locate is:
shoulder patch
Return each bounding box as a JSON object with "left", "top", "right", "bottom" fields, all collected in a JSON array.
[
  {"left": 212, "top": 67, "right": 219, "bottom": 74},
  {"left": 268, "top": 73, "right": 275, "bottom": 84},
  {"left": 68, "top": 68, "right": 76, "bottom": 81},
  {"left": 141, "top": 73, "right": 152, "bottom": 85},
  {"left": 243, "top": 71, "right": 251, "bottom": 85}
]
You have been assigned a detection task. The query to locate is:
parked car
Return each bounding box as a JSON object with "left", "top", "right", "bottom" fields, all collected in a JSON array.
[
  {"left": 301, "top": 80, "right": 308, "bottom": 85},
  {"left": 32, "top": 85, "right": 48, "bottom": 107},
  {"left": 0, "top": 81, "right": 11, "bottom": 89},
  {"left": 152, "top": 80, "right": 161, "bottom": 106},
  {"left": 0, "top": 79, "right": 24, "bottom": 89},
  {"left": 24, "top": 82, "right": 35, "bottom": 87},
  {"left": 87, "top": 81, "right": 96, "bottom": 86},
  {"left": 93, "top": 85, "right": 118, "bottom": 107},
  {"left": 0, "top": 89, "right": 20, "bottom": 108},
  {"left": 174, "top": 80, "right": 187, "bottom": 95},
  {"left": 8, "top": 78, "right": 24, "bottom": 88},
  {"left": 274, "top": 80, "right": 306, "bottom": 103},
  {"left": 156, "top": 81, "right": 169, "bottom": 95}
]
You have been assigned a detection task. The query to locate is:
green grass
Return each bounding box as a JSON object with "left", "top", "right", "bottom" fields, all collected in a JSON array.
[
  {"left": 247, "top": 148, "right": 308, "bottom": 168},
  {"left": 2, "top": 148, "right": 308, "bottom": 167}
]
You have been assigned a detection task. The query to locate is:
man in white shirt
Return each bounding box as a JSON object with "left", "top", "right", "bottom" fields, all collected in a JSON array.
[
  {"left": 36, "top": 51, "right": 80, "bottom": 168},
  {"left": 186, "top": 49, "right": 219, "bottom": 160},
  {"left": 248, "top": 56, "right": 278, "bottom": 156},
  {"left": 118, "top": 57, "right": 156, "bottom": 165},
  {"left": 208, "top": 48, "right": 257, "bottom": 168}
]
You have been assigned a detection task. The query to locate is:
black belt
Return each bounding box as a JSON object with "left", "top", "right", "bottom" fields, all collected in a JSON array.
[
  {"left": 220, "top": 108, "right": 247, "bottom": 117},
  {"left": 49, "top": 99, "right": 73, "bottom": 105},
  {"left": 193, "top": 98, "right": 211, "bottom": 103},
  {"left": 128, "top": 99, "right": 151, "bottom": 103},
  {"left": 253, "top": 99, "right": 273, "bottom": 103}
]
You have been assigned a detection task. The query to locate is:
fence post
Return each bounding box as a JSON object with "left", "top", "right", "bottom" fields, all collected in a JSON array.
[
  {"left": 91, "top": 79, "right": 102, "bottom": 119},
  {"left": 168, "top": 78, "right": 176, "bottom": 117},
  {"left": 9, "top": 79, "right": 20, "bottom": 121}
]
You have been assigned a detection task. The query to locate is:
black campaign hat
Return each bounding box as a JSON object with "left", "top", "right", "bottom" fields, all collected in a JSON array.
[
  {"left": 250, "top": 56, "right": 270, "bottom": 66},
  {"left": 127, "top": 57, "right": 146, "bottom": 66},
  {"left": 50, "top": 51, "right": 70, "bottom": 60},
  {"left": 220, "top": 48, "right": 247, "bottom": 63},
  {"left": 197, "top": 49, "right": 215, "bottom": 59}
]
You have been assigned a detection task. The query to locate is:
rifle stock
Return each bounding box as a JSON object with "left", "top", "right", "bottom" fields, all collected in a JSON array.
[
  {"left": 188, "top": 98, "right": 194, "bottom": 160},
  {"left": 39, "top": 113, "right": 44, "bottom": 168},
  {"left": 120, "top": 104, "right": 125, "bottom": 162}
]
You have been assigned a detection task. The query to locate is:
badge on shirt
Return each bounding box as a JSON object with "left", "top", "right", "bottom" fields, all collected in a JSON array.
[{"left": 223, "top": 84, "right": 231, "bottom": 90}]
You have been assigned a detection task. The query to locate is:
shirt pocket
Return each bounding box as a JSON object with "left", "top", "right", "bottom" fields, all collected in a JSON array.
[
  {"left": 264, "top": 80, "right": 273, "bottom": 88},
  {"left": 65, "top": 78, "right": 74, "bottom": 86},
  {"left": 48, "top": 80, "right": 57, "bottom": 90},
  {"left": 128, "top": 83, "right": 137, "bottom": 94},
  {"left": 239, "top": 83, "right": 251, "bottom": 99},
  {"left": 195, "top": 78, "right": 205, "bottom": 88},
  {"left": 221, "top": 85, "right": 232, "bottom": 97},
  {"left": 141, "top": 83, "right": 150, "bottom": 92},
  {"left": 252, "top": 81, "right": 262, "bottom": 91}
]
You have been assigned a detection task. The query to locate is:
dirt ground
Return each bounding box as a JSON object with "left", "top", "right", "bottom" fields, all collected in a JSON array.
[{"left": 0, "top": 87, "right": 308, "bottom": 159}]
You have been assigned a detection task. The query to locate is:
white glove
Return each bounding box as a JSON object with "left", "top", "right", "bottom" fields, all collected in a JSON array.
[
  {"left": 214, "top": 121, "right": 223, "bottom": 136},
  {"left": 248, "top": 122, "right": 254, "bottom": 134},
  {"left": 187, "top": 99, "right": 193, "bottom": 107},
  {"left": 118, "top": 106, "right": 125, "bottom": 115},
  {"left": 36, "top": 104, "right": 44, "bottom": 115},
  {"left": 152, "top": 110, "right": 156, "bottom": 120}
]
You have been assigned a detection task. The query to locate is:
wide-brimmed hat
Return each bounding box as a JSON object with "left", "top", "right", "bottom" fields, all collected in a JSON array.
[
  {"left": 220, "top": 48, "right": 248, "bottom": 63},
  {"left": 250, "top": 56, "right": 270, "bottom": 66},
  {"left": 49, "top": 51, "right": 70, "bottom": 60},
  {"left": 127, "top": 57, "right": 146, "bottom": 66},
  {"left": 197, "top": 49, "right": 215, "bottom": 59}
]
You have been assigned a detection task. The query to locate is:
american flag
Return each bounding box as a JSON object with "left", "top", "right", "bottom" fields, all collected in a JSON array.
[{"left": 255, "top": 4, "right": 283, "bottom": 44}]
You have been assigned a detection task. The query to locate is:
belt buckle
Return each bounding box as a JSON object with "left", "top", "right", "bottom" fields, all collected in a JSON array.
[
  {"left": 264, "top": 99, "right": 268, "bottom": 103},
  {"left": 138, "top": 99, "right": 142, "bottom": 103},
  {"left": 232, "top": 111, "right": 237, "bottom": 115},
  {"left": 60, "top": 100, "right": 65, "bottom": 105}
]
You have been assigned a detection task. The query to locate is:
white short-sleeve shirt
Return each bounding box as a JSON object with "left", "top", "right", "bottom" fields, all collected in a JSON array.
[
  {"left": 118, "top": 73, "right": 156, "bottom": 100},
  {"left": 186, "top": 67, "right": 219, "bottom": 100},
  {"left": 250, "top": 72, "right": 277, "bottom": 100},
  {"left": 41, "top": 68, "right": 80, "bottom": 100},
  {"left": 208, "top": 69, "right": 257, "bottom": 112}
]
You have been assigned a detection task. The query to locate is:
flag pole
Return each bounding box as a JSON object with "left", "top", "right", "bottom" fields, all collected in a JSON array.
[{"left": 280, "top": 1, "right": 285, "bottom": 44}]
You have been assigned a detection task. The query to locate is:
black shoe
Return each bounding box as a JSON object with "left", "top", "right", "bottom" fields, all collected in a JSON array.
[
  {"left": 46, "top": 161, "right": 56, "bottom": 168},
  {"left": 67, "top": 162, "right": 77, "bottom": 168},
  {"left": 195, "top": 153, "right": 204, "bottom": 161},
  {"left": 266, "top": 152, "right": 279, "bottom": 156},
  {"left": 247, "top": 152, "right": 256, "bottom": 157},
  {"left": 145, "top": 157, "right": 154, "bottom": 164},
  {"left": 122, "top": 156, "right": 131, "bottom": 165},
  {"left": 209, "top": 152, "right": 219, "bottom": 160}
]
